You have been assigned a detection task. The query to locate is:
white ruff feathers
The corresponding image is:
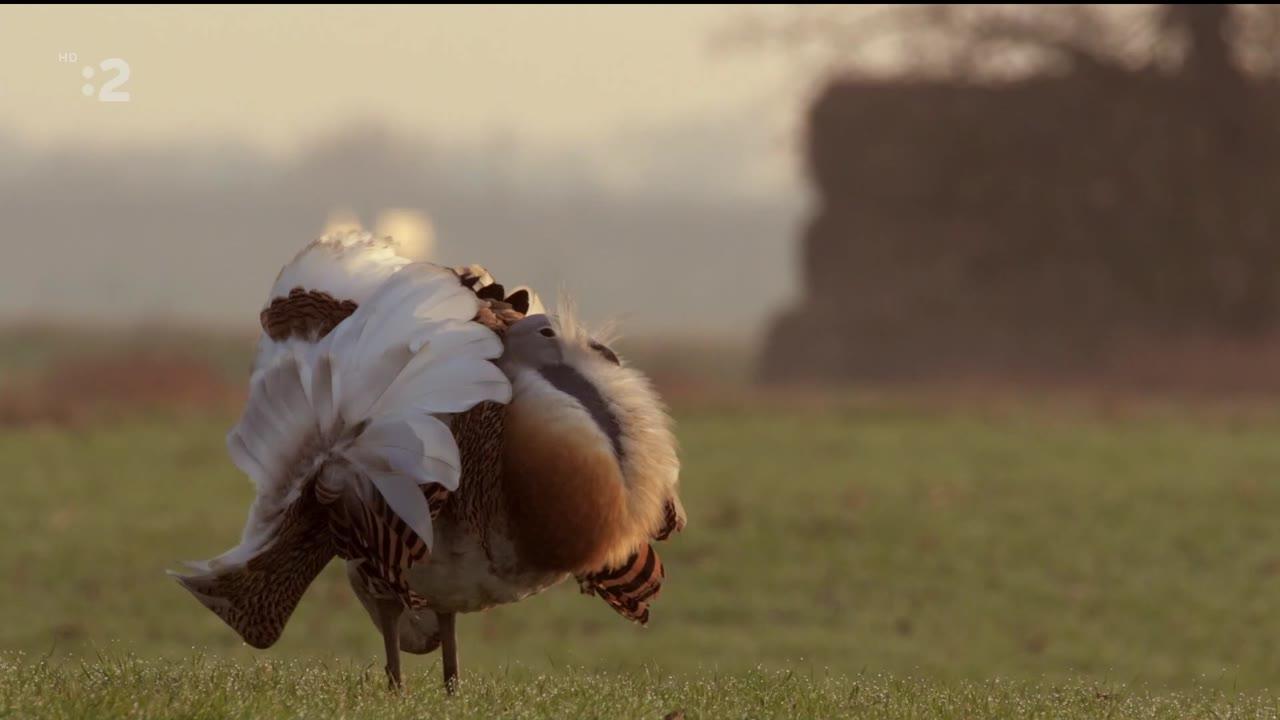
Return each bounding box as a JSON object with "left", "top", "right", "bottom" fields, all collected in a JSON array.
[{"left": 199, "top": 243, "right": 510, "bottom": 574}]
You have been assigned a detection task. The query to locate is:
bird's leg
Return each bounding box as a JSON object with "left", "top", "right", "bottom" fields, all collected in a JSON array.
[
  {"left": 437, "top": 611, "right": 459, "bottom": 694},
  {"left": 375, "top": 599, "right": 404, "bottom": 690}
]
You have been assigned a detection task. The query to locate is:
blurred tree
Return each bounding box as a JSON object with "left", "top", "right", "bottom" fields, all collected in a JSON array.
[
  {"left": 1165, "top": 5, "right": 1240, "bottom": 82},
  {"left": 752, "top": 5, "right": 1280, "bottom": 382},
  {"left": 723, "top": 4, "right": 1280, "bottom": 82}
]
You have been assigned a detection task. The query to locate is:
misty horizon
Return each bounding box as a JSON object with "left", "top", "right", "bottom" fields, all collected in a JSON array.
[{"left": 1, "top": 117, "right": 805, "bottom": 339}]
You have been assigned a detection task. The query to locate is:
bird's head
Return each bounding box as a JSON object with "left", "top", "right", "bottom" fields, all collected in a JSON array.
[
  {"left": 498, "top": 312, "right": 621, "bottom": 375},
  {"left": 496, "top": 301, "right": 679, "bottom": 558},
  {"left": 497, "top": 308, "right": 630, "bottom": 464}
]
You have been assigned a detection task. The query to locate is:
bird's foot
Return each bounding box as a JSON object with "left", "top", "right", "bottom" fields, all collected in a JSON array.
[{"left": 385, "top": 665, "right": 403, "bottom": 692}]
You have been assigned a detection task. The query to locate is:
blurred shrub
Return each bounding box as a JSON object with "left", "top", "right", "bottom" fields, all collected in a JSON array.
[{"left": 0, "top": 328, "right": 247, "bottom": 426}]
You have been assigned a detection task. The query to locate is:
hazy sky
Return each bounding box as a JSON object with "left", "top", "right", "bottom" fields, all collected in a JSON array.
[
  {"left": 0, "top": 6, "right": 801, "bottom": 188},
  {"left": 0, "top": 6, "right": 820, "bottom": 337}
]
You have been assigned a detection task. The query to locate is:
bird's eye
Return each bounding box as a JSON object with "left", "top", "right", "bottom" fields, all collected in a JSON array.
[{"left": 539, "top": 327, "right": 556, "bottom": 338}]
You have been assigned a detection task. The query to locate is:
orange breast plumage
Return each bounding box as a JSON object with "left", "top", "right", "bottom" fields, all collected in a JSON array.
[{"left": 500, "top": 367, "right": 634, "bottom": 574}]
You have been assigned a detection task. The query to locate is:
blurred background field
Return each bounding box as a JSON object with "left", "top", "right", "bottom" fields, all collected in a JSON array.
[{"left": 6, "top": 328, "right": 1280, "bottom": 696}]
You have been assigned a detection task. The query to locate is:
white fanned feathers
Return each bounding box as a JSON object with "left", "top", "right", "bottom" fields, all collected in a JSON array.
[
  {"left": 272, "top": 231, "right": 410, "bottom": 308},
  {"left": 197, "top": 234, "right": 511, "bottom": 574},
  {"left": 250, "top": 233, "right": 412, "bottom": 377}
]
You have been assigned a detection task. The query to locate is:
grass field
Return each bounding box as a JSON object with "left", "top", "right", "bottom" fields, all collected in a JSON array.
[
  {"left": 6, "top": 368, "right": 1280, "bottom": 716},
  {"left": 7, "top": 656, "right": 1280, "bottom": 720}
]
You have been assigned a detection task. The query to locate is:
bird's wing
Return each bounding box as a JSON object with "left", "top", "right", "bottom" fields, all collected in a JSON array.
[
  {"left": 453, "top": 263, "right": 547, "bottom": 325},
  {"left": 654, "top": 497, "right": 687, "bottom": 541},
  {"left": 173, "top": 477, "right": 334, "bottom": 648},
  {"left": 173, "top": 234, "right": 511, "bottom": 647},
  {"left": 577, "top": 542, "right": 666, "bottom": 625},
  {"left": 334, "top": 263, "right": 538, "bottom": 609},
  {"left": 577, "top": 496, "right": 686, "bottom": 625}
]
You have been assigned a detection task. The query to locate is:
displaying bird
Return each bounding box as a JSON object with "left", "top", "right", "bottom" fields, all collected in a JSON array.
[{"left": 172, "top": 231, "right": 685, "bottom": 692}]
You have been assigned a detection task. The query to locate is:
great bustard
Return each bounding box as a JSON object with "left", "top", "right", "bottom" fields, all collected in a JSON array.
[{"left": 172, "top": 232, "right": 685, "bottom": 692}]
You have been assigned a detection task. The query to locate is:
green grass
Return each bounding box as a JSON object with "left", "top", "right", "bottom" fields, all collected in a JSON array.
[
  {"left": 6, "top": 398, "right": 1280, "bottom": 717},
  {"left": 6, "top": 655, "right": 1280, "bottom": 720}
]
